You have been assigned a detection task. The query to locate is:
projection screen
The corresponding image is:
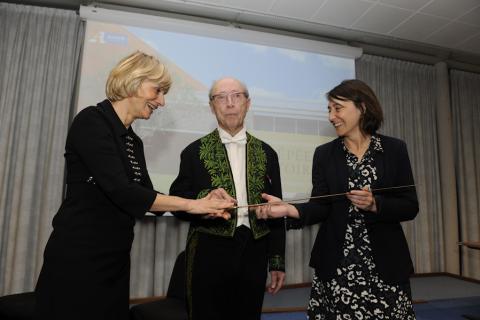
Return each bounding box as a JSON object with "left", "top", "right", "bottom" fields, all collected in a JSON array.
[{"left": 78, "top": 6, "right": 362, "bottom": 205}]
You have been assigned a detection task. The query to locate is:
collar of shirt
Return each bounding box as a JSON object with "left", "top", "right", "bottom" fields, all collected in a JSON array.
[
  {"left": 98, "top": 99, "right": 129, "bottom": 137},
  {"left": 98, "top": 99, "right": 140, "bottom": 142},
  {"left": 218, "top": 126, "right": 247, "bottom": 145},
  {"left": 371, "top": 135, "right": 384, "bottom": 153},
  {"left": 341, "top": 134, "right": 384, "bottom": 155}
]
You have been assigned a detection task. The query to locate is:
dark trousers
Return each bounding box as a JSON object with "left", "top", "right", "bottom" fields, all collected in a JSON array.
[{"left": 186, "top": 225, "right": 268, "bottom": 320}]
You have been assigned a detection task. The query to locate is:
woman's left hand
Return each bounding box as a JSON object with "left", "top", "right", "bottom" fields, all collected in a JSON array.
[{"left": 346, "top": 186, "right": 377, "bottom": 213}]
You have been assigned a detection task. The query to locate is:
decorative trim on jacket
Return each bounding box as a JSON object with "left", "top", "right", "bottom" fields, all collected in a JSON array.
[{"left": 193, "top": 129, "right": 270, "bottom": 239}]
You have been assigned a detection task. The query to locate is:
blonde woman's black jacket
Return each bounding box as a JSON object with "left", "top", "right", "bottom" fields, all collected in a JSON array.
[
  {"left": 293, "top": 134, "right": 418, "bottom": 284},
  {"left": 35, "top": 100, "right": 158, "bottom": 320}
]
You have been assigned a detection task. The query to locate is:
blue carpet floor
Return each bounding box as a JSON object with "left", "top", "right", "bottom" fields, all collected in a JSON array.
[
  {"left": 261, "top": 296, "right": 480, "bottom": 320},
  {"left": 415, "top": 296, "right": 480, "bottom": 320},
  {"left": 261, "top": 276, "right": 480, "bottom": 320}
]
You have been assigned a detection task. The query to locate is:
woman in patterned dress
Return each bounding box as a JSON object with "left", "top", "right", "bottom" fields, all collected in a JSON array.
[
  {"left": 34, "top": 51, "right": 233, "bottom": 320},
  {"left": 257, "top": 79, "right": 418, "bottom": 320}
]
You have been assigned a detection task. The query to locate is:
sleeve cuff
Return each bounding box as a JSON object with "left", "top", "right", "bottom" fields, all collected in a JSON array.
[
  {"left": 286, "top": 217, "right": 303, "bottom": 230},
  {"left": 268, "top": 254, "right": 285, "bottom": 272}
]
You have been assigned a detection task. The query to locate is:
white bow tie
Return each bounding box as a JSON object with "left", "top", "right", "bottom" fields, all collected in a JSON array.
[{"left": 221, "top": 134, "right": 247, "bottom": 145}]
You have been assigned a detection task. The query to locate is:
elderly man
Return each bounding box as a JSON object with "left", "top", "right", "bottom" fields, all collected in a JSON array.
[{"left": 170, "top": 77, "right": 286, "bottom": 320}]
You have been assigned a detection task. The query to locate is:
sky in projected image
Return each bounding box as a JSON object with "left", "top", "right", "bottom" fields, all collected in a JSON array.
[
  {"left": 78, "top": 20, "right": 356, "bottom": 197},
  {"left": 129, "top": 26, "right": 354, "bottom": 113}
]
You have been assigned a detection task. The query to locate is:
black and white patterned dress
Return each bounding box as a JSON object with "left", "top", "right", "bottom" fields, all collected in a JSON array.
[{"left": 307, "top": 136, "right": 416, "bottom": 320}]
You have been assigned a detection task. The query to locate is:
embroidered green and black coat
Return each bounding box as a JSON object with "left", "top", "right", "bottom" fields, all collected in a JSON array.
[{"left": 170, "top": 129, "right": 285, "bottom": 271}]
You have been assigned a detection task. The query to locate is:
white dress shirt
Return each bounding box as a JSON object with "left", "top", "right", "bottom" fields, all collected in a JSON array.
[{"left": 218, "top": 127, "right": 250, "bottom": 228}]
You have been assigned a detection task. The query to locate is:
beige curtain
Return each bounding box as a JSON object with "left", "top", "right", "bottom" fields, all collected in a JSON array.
[
  {"left": 130, "top": 217, "right": 190, "bottom": 297},
  {"left": 356, "top": 54, "right": 446, "bottom": 274},
  {"left": 130, "top": 217, "right": 319, "bottom": 296},
  {"left": 2, "top": 4, "right": 476, "bottom": 299},
  {"left": 450, "top": 69, "right": 480, "bottom": 280},
  {"left": 0, "top": 3, "right": 83, "bottom": 295}
]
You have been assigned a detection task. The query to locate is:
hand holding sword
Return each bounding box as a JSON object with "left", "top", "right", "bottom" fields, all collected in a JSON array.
[{"left": 251, "top": 185, "right": 415, "bottom": 220}]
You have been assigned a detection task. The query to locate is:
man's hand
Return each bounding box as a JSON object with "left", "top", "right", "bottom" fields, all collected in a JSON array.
[
  {"left": 206, "top": 188, "right": 236, "bottom": 202},
  {"left": 202, "top": 188, "right": 236, "bottom": 219},
  {"left": 186, "top": 197, "right": 234, "bottom": 218},
  {"left": 267, "top": 271, "right": 285, "bottom": 294}
]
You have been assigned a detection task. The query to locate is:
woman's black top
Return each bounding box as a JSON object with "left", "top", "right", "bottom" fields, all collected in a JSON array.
[{"left": 35, "top": 100, "right": 158, "bottom": 320}]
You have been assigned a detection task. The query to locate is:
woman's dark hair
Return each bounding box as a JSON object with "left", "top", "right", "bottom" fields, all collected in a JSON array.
[{"left": 327, "top": 79, "right": 383, "bottom": 135}]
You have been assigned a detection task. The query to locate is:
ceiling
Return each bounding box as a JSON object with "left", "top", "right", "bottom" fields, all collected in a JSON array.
[{"left": 9, "top": 0, "right": 480, "bottom": 67}]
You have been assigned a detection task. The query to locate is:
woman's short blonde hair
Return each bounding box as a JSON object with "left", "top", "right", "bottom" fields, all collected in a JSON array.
[{"left": 106, "top": 51, "right": 172, "bottom": 102}]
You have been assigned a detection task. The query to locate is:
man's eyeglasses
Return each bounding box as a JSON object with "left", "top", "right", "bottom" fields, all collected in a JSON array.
[{"left": 210, "top": 92, "right": 248, "bottom": 105}]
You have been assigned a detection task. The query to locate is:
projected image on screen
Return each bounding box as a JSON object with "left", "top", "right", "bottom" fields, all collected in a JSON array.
[{"left": 77, "top": 20, "right": 355, "bottom": 199}]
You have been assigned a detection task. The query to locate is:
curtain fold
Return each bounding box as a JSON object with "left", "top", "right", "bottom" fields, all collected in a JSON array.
[
  {"left": 1, "top": 4, "right": 477, "bottom": 298},
  {"left": 450, "top": 69, "right": 480, "bottom": 280},
  {"left": 130, "top": 218, "right": 320, "bottom": 296},
  {"left": 0, "top": 3, "right": 84, "bottom": 295},
  {"left": 356, "top": 54, "right": 445, "bottom": 274},
  {"left": 130, "top": 216, "right": 190, "bottom": 297}
]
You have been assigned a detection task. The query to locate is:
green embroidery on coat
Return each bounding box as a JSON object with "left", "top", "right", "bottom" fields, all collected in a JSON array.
[
  {"left": 186, "top": 231, "right": 199, "bottom": 320},
  {"left": 268, "top": 254, "right": 286, "bottom": 272},
  {"left": 196, "top": 189, "right": 210, "bottom": 199},
  {"left": 198, "top": 130, "right": 237, "bottom": 237},
  {"left": 246, "top": 133, "right": 270, "bottom": 239},
  {"left": 196, "top": 130, "right": 271, "bottom": 239}
]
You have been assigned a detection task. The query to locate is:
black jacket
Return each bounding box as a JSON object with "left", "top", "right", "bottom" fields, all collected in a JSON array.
[
  {"left": 169, "top": 129, "right": 286, "bottom": 271},
  {"left": 35, "top": 100, "right": 158, "bottom": 320},
  {"left": 53, "top": 99, "right": 158, "bottom": 247},
  {"left": 294, "top": 134, "right": 418, "bottom": 284}
]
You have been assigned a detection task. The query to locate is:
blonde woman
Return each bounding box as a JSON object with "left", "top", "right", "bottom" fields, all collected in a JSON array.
[{"left": 35, "top": 51, "right": 233, "bottom": 320}]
